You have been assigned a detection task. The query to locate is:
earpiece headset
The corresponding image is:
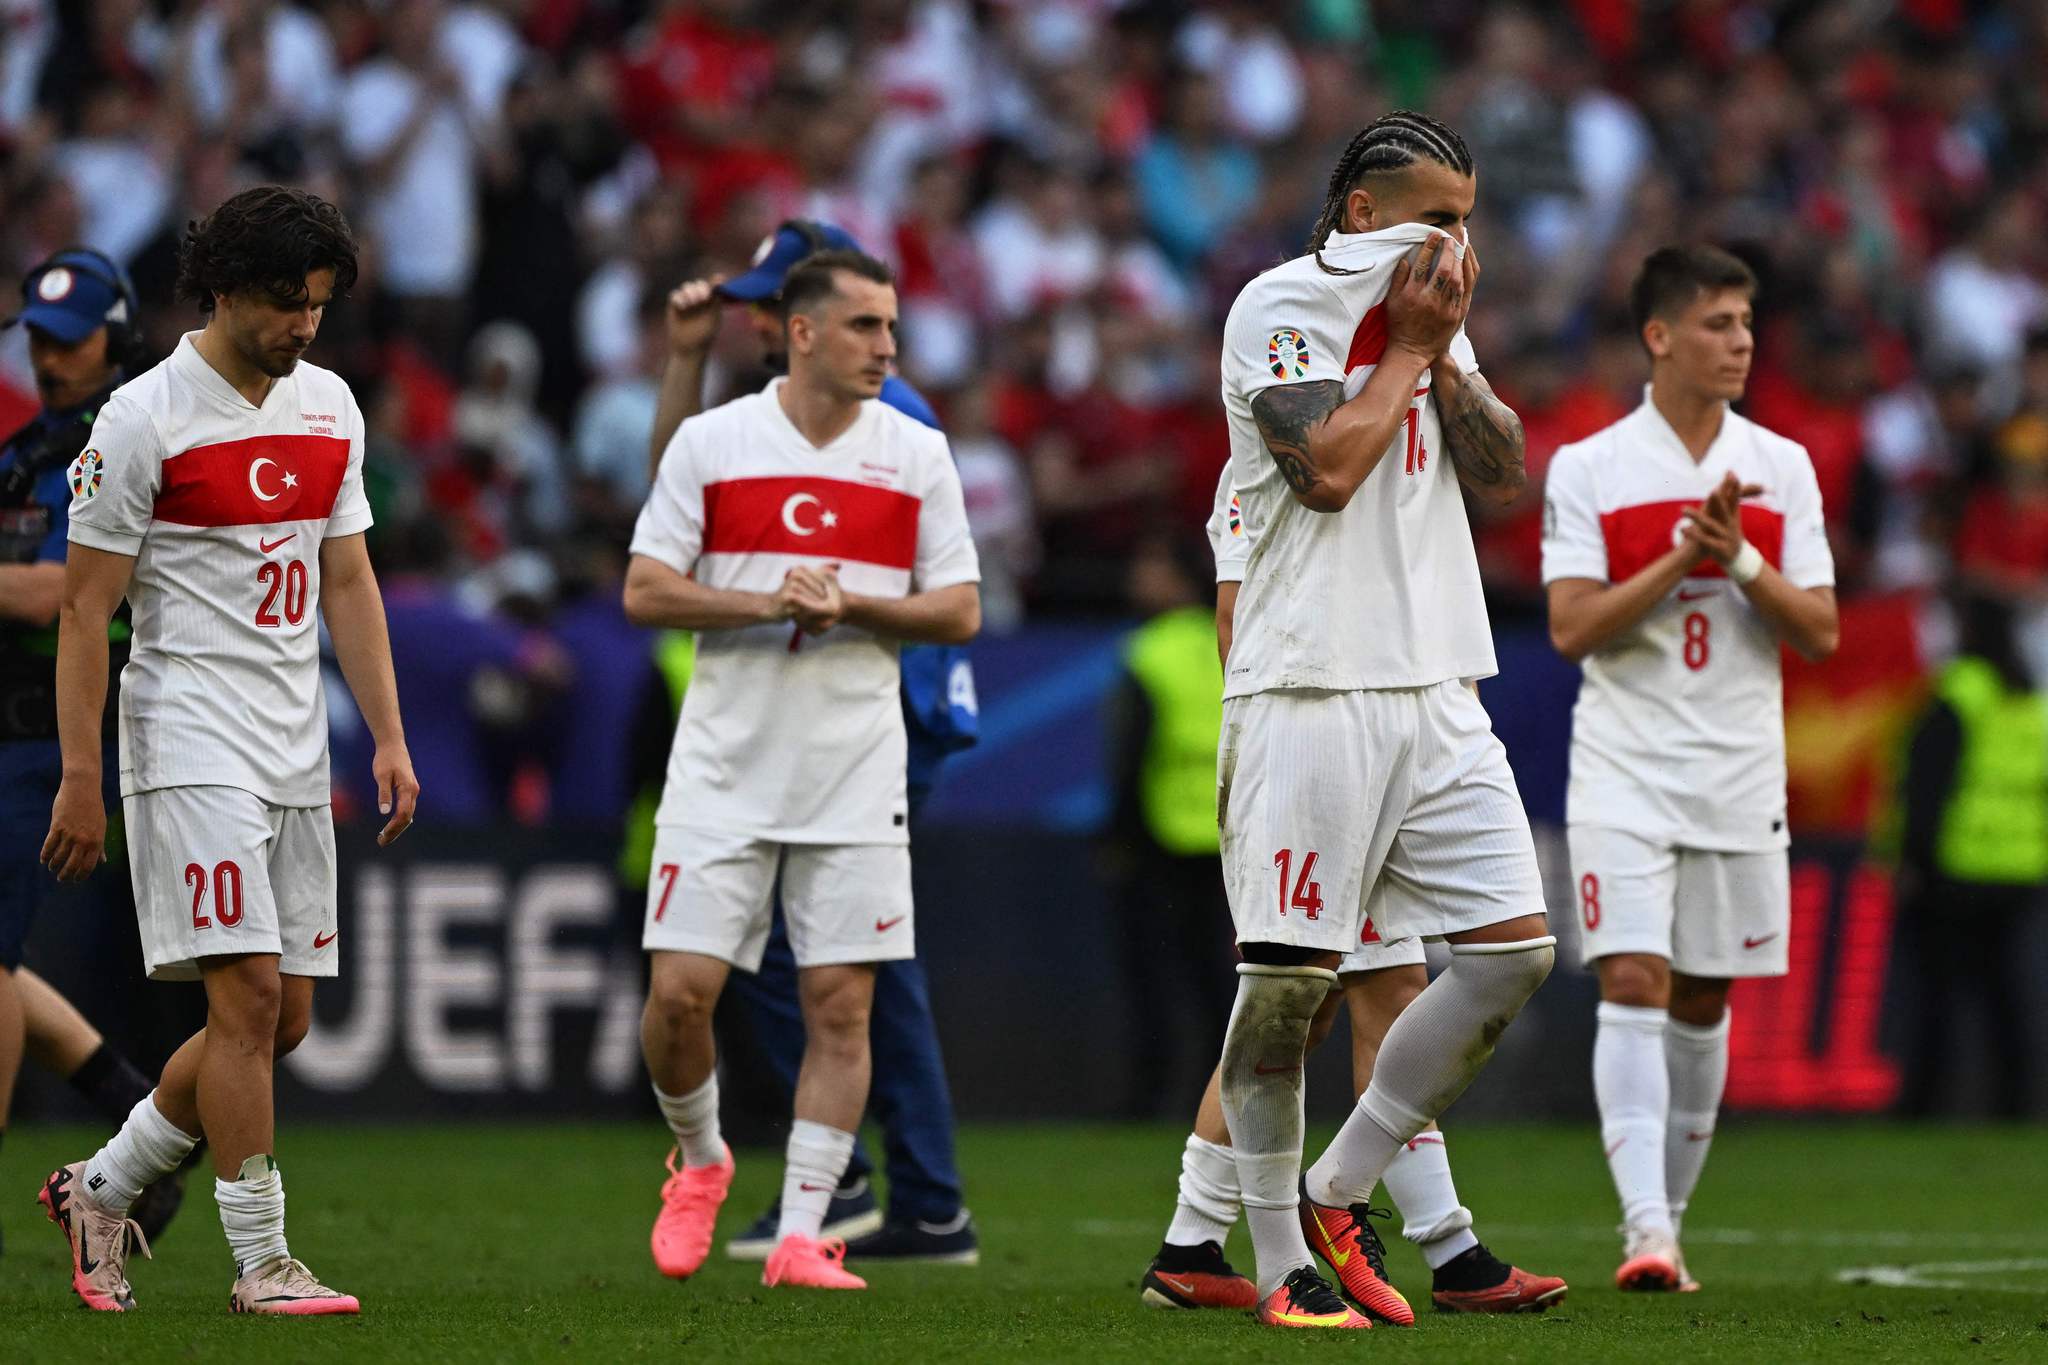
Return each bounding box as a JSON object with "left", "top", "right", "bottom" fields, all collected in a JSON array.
[{"left": 18, "top": 246, "right": 144, "bottom": 375}]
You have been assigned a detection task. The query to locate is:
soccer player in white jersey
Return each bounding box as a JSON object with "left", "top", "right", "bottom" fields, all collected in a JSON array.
[
  {"left": 1542, "top": 245, "right": 1838, "bottom": 1291},
  {"left": 36, "top": 187, "right": 417, "bottom": 1314},
  {"left": 1209, "top": 110, "right": 1556, "bottom": 1331},
  {"left": 624, "top": 250, "right": 979, "bottom": 1292},
  {"left": 1136, "top": 470, "right": 1566, "bottom": 1320}
]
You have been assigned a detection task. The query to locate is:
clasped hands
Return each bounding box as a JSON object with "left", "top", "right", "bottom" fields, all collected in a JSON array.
[{"left": 775, "top": 565, "right": 846, "bottom": 635}]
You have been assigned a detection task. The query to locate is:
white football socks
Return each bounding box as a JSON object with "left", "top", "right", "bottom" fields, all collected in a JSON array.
[
  {"left": 1218, "top": 963, "right": 1333, "bottom": 1296},
  {"left": 82, "top": 1092, "right": 198, "bottom": 1213},
  {"left": 1595, "top": 1001, "right": 1673, "bottom": 1234},
  {"left": 1665, "top": 1011, "right": 1731, "bottom": 1230},
  {"left": 776, "top": 1119, "right": 856, "bottom": 1243},
  {"left": 654, "top": 1076, "right": 725, "bottom": 1168},
  {"left": 1164, "top": 1134, "right": 1239, "bottom": 1248},
  {"left": 217, "top": 1154, "right": 289, "bottom": 1275},
  {"left": 1307, "top": 938, "right": 1554, "bottom": 1208},
  {"left": 1382, "top": 1132, "right": 1478, "bottom": 1269}
]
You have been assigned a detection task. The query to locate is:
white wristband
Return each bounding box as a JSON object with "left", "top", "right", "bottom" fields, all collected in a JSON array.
[{"left": 1728, "top": 541, "right": 1764, "bottom": 585}]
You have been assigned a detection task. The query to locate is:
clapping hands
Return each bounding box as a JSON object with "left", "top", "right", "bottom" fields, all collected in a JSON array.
[{"left": 1681, "top": 472, "right": 1763, "bottom": 568}]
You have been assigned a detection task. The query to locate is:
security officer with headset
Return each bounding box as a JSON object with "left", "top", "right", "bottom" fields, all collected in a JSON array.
[{"left": 1, "top": 248, "right": 193, "bottom": 1252}]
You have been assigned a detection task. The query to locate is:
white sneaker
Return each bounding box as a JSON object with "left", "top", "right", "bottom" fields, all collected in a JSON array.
[
  {"left": 1615, "top": 1224, "right": 1682, "bottom": 1292},
  {"left": 39, "top": 1162, "right": 150, "bottom": 1311},
  {"left": 229, "top": 1256, "right": 360, "bottom": 1315}
]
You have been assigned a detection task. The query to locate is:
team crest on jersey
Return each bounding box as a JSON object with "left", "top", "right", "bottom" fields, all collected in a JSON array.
[
  {"left": 68, "top": 448, "right": 103, "bottom": 500},
  {"left": 1228, "top": 493, "right": 1243, "bottom": 536},
  {"left": 1267, "top": 329, "right": 1310, "bottom": 379}
]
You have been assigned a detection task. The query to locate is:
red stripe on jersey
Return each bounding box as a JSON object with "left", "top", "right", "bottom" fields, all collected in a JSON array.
[
  {"left": 701, "top": 476, "right": 920, "bottom": 570},
  {"left": 152, "top": 434, "right": 348, "bottom": 528},
  {"left": 1598, "top": 499, "right": 1786, "bottom": 582},
  {"left": 1345, "top": 302, "right": 1388, "bottom": 373}
]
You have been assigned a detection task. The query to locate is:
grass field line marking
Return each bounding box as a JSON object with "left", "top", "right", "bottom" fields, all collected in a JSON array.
[
  {"left": 1835, "top": 1259, "right": 2048, "bottom": 1293},
  {"left": 1479, "top": 1224, "right": 2041, "bottom": 1250},
  {"left": 1074, "top": 1218, "right": 2039, "bottom": 1251}
]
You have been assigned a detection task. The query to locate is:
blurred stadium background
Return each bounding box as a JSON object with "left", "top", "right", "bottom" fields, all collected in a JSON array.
[{"left": 4, "top": 0, "right": 2047, "bottom": 1270}]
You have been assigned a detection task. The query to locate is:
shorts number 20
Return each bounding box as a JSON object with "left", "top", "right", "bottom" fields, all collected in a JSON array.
[{"left": 186, "top": 860, "right": 244, "bottom": 930}]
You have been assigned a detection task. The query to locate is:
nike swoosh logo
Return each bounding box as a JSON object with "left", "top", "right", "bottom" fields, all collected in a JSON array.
[
  {"left": 1157, "top": 1275, "right": 1196, "bottom": 1296},
  {"left": 1605, "top": 1138, "right": 1627, "bottom": 1157},
  {"left": 313, "top": 930, "right": 337, "bottom": 949},
  {"left": 1743, "top": 933, "right": 1779, "bottom": 949},
  {"left": 1271, "top": 1309, "right": 1354, "bottom": 1326},
  {"left": 875, "top": 916, "right": 905, "bottom": 932},
  {"left": 1253, "top": 1062, "right": 1301, "bottom": 1076},
  {"left": 798, "top": 1183, "right": 829, "bottom": 1193},
  {"left": 79, "top": 1227, "right": 98, "bottom": 1275},
  {"left": 1310, "top": 1210, "right": 1351, "bottom": 1267},
  {"left": 259, "top": 532, "right": 296, "bottom": 554},
  {"left": 1686, "top": 1131, "right": 1714, "bottom": 1142},
  {"left": 1677, "top": 587, "right": 1714, "bottom": 601}
]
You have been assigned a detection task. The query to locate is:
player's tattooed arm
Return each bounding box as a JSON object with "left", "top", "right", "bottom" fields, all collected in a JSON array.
[
  {"left": 1249, "top": 380, "right": 1345, "bottom": 503},
  {"left": 1433, "top": 366, "right": 1526, "bottom": 505}
]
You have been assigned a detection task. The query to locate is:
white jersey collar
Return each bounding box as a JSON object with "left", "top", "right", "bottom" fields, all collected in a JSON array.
[
  {"left": 172, "top": 331, "right": 292, "bottom": 415},
  {"left": 762, "top": 375, "right": 875, "bottom": 453},
  {"left": 1633, "top": 383, "right": 1742, "bottom": 470}
]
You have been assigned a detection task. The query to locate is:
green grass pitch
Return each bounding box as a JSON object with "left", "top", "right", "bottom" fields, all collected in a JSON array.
[{"left": 3, "top": 1121, "right": 2043, "bottom": 1361}]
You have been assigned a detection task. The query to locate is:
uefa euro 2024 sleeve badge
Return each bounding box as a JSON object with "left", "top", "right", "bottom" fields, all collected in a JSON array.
[
  {"left": 1268, "top": 328, "right": 1310, "bottom": 380},
  {"left": 69, "top": 448, "right": 104, "bottom": 500}
]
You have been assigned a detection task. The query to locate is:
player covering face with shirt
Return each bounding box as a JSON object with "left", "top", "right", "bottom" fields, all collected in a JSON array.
[{"left": 1206, "top": 110, "right": 1556, "bottom": 1331}]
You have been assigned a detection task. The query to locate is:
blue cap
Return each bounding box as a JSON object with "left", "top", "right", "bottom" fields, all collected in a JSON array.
[
  {"left": 10, "top": 251, "right": 132, "bottom": 344},
  {"left": 715, "top": 221, "right": 864, "bottom": 302}
]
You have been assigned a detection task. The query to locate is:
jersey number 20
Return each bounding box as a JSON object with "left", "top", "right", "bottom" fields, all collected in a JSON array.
[{"left": 255, "top": 560, "right": 310, "bottom": 628}]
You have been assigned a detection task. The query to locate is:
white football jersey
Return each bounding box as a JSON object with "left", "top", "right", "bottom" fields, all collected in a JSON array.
[
  {"left": 1204, "top": 462, "right": 1252, "bottom": 584},
  {"left": 66, "top": 333, "right": 373, "bottom": 806},
  {"left": 1220, "top": 225, "right": 1493, "bottom": 696},
  {"left": 631, "top": 379, "right": 980, "bottom": 844},
  {"left": 1542, "top": 394, "right": 1835, "bottom": 851}
]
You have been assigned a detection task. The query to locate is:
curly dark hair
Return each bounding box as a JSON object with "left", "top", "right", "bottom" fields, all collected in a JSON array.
[{"left": 176, "top": 185, "right": 359, "bottom": 314}]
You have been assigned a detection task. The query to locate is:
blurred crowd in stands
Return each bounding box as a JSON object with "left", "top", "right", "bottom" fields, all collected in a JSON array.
[{"left": 5, "top": 0, "right": 2048, "bottom": 818}]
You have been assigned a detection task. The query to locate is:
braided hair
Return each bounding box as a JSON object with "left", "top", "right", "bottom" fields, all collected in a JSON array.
[{"left": 1306, "top": 111, "right": 1473, "bottom": 275}]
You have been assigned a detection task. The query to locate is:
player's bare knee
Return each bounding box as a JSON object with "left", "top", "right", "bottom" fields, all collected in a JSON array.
[
  {"left": 1669, "top": 973, "right": 1732, "bottom": 1026},
  {"left": 204, "top": 957, "right": 283, "bottom": 1041},
  {"left": 643, "top": 959, "right": 720, "bottom": 1039},
  {"left": 797, "top": 968, "right": 874, "bottom": 1049},
  {"left": 273, "top": 1000, "right": 311, "bottom": 1057},
  {"left": 1597, "top": 953, "right": 1671, "bottom": 1009}
]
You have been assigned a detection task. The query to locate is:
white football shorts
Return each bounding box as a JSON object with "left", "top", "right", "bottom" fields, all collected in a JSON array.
[
  {"left": 642, "top": 826, "right": 914, "bottom": 971},
  {"left": 1218, "top": 680, "right": 1546, "bottom": 954},
  {"left": 1337, "top": 922, "right": 1428, "bottom": 976},
  {"left": 1567, "top": 824, "right": 1790, "bottom": 977},
  {"left": 125, "top": 785, "right": 338, "bottom": 981}
]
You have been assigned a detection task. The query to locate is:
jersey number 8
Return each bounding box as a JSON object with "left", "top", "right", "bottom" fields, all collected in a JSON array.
[{"left": 1683, "top": 611, "right": 1710, "bottom": 670}]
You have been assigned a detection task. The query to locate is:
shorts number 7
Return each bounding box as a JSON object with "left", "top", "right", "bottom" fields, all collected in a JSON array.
[{"left": 1273, "top": 848, "right": 1325, "bottom": 920}]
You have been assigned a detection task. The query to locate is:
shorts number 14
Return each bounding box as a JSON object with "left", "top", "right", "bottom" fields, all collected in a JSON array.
[{"left": 1273, "top": 848, "right": 1325, "bottom": 919}]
